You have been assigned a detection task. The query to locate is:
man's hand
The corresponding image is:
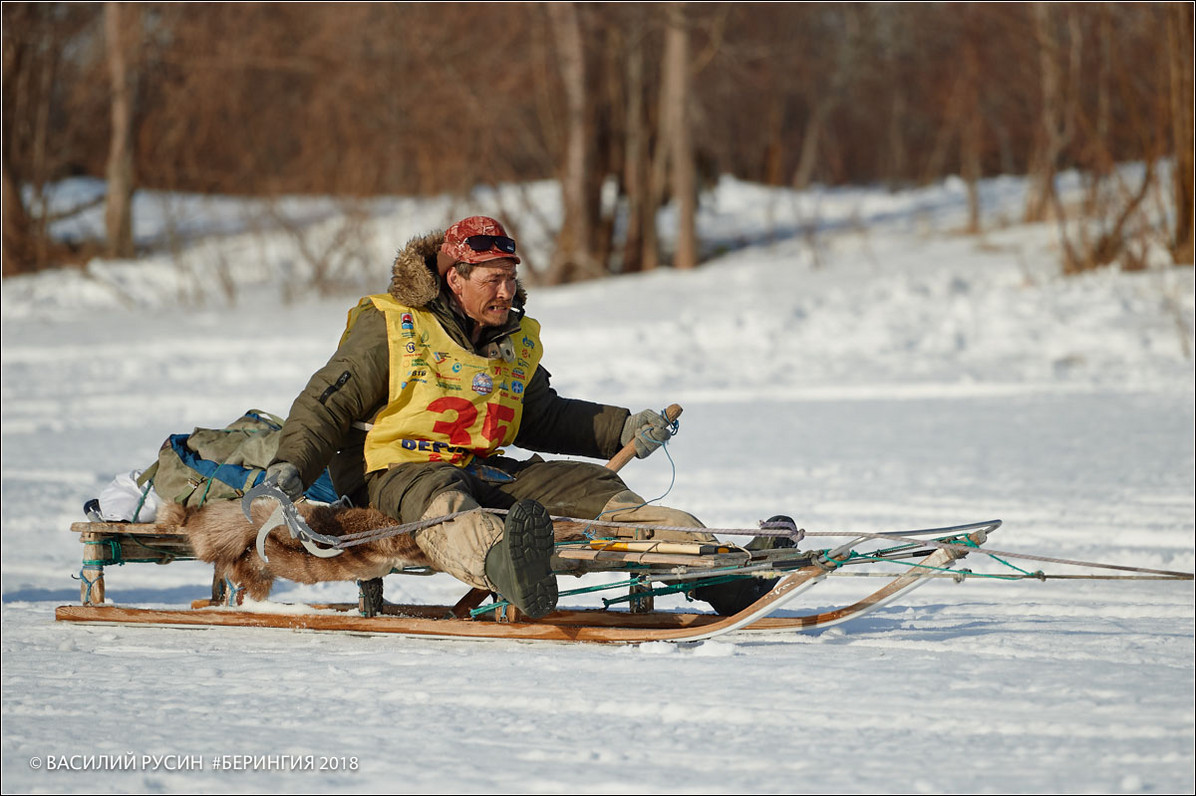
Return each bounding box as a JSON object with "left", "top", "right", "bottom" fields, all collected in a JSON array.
[
  {"left": 264, "top": 461, "right": 304, "bottom": 501},
  {"left": 620, "top": 409, "right": 674, "bottom": 459}
]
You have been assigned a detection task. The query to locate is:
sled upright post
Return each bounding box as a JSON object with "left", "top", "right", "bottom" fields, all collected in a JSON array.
[{"left": 70, "top": 520, "right": 198, "bottom": 604}]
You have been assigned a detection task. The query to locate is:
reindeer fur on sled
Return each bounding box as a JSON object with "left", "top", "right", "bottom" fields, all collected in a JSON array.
[{"left": 161, "top": 501, "right": 431, "bottom": 601}]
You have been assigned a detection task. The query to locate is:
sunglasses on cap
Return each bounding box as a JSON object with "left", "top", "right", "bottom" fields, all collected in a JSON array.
[{"left": 464, "top": 235, "right": 517, "bottom": 255}]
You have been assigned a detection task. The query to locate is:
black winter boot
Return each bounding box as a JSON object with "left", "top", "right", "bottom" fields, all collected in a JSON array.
[
  {"left": 694, "top": 515, "right": 798, "bottom": 616},
  {"left": 483, "top": 499, "right": 558, "bottom": 619}
]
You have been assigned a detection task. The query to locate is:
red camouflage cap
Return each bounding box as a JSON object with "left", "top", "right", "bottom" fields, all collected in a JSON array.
[{"left": 437, "top": 216, "right": 521, "bottom": 276}]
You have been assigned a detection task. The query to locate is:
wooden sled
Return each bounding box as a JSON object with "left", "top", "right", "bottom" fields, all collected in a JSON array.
[
  {"left": 58, "top": 403, "right": 1000, "bottom": 643},
  {"left": 57, "top": 517, "right": 998, "bottom": 644}
]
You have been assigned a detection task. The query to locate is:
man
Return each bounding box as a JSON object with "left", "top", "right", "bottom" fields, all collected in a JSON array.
[{"left": 266, "top": 216, "right": 768, "bottom": 618}]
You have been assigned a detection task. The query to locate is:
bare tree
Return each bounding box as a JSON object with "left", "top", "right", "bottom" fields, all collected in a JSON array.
[
  {"left": 3, "top": 3, "right": 1185, "bottom": 280},
  {"left": 1, "top": 160, "right": 34, "bottom": 276},
  {"left": 660, "top": 3, "right": 697, "bottom": 269},
  {"left": 1168, "top": 2, "right": 1194, "bottom": 264},
  {"left": 104, "top": 2, "right": 138, "bottom": 259},
  {"left": 620, "top": 18, "right": 652, "bottom": 273},
  {"left": 791, "top": 6, "right": 863, "bottom": 190},
  {"left": 960, "top": 37, "right": 983, "bottom": 235},
  {"left": 543, "top": 2, "right": 604, "bottom": 284},
  {"left": 1024, "top": 3, "right": 1081, "bottom": 223},
  {"left": 2, "top": 3, "right": 104, "bottom": 275}
]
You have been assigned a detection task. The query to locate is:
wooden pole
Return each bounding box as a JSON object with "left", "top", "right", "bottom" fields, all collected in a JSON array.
[
  {"left": 604, "top": 404, "right": 683, "bottom": 473},
  {"left": 603, "top": 403, "right": 681, "bottom": 613}
]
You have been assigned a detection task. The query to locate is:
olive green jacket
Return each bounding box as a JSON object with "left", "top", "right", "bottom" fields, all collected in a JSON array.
[{"left": 272, "top": 231, "right": 629, "bottom": 500}]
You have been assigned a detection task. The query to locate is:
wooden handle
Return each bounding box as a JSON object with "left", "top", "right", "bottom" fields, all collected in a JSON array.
[{"left": 605, "top": 404, "right": 683, "bottom": 473}]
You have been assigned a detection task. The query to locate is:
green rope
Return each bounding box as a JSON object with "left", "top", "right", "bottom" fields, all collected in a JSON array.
[
  {"left": 826, "top": 548, "right": 1042, "bottom": 581},
  {"left": 561, "top": 578, "right": 644, "bottom": 598},
  {"left": 957, "top": 535, "right": 1043, "bottom": 578},
  {"left": 468, "top": 571, "right": 712, "bottom": 618},
  {"left": 76, "top": 566, "right": 102, "bottom": 603},
  {"left": 469, "top": 575, "right": 650, "bottom": 618},
  {"left": 197, "top": 476, "right": 215, "bottom": 507},
  {"left": 601, "top": 577, "right": 734, "bottom": 608},
  {"left": 82, "top": 539, "right": 123, "bottom": 567},
  {"left": 853, "top": 534, "right": 972, "bottom": 562},
  {"left": 131, "top": 478, "right": 153, "bottom": 523}
]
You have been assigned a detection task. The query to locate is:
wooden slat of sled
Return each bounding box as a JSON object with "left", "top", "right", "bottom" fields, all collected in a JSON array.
[{"left": 71, "top": 521, "right": 188, "bottom": 536}]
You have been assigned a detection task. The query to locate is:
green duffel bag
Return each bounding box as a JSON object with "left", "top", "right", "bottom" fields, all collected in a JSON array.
[{"left": 138, "top": 409, "right": 335, "bottom": 508}]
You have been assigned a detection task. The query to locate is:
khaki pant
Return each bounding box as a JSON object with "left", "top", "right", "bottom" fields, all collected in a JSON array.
[{"left": 365, "top": 457, "right": 709, "bottom": 589}]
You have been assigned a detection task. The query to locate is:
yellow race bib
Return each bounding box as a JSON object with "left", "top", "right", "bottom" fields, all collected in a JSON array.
[{"left": 350, "top": 294, "right": 543, "bottom": 471}]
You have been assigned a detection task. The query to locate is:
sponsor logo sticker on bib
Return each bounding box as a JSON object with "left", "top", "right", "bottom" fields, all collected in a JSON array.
[{"left": 472, "top": 372, "right": 493, "bottom": 395}]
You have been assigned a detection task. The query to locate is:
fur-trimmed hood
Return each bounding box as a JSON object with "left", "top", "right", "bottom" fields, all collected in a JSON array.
[{"left": 388, "top": 230, "right": 527, "bottom": 309}]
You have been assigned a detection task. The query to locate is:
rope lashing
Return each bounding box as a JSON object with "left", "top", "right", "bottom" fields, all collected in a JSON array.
[
  {"left": 82, "top": 539, "right": 124, "bottom": 567},
  {"left": 223, "top": 577, "right": 244, "bottom": 607},
  {"left": 75, "top": 566, "right": 103, "bottom": 603}
]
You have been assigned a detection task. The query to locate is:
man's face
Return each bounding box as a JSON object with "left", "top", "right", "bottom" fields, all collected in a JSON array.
[{"left": 447, "top": 259, "right": 518, "bottom": 327}]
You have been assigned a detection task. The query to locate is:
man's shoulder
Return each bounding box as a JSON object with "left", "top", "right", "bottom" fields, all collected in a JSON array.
[
  {"left": 363, "top": 293, "right": 414, "bottom": 314},
  {"left": 519, "top": 314, "right": 542, "bottom": 336}
]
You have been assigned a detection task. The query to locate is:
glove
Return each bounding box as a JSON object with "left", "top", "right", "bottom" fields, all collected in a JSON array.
[
  {"left": 620, "top": 409, "right": 674, "bottom": 459},
  {"left": 264, "top": 461, "right": 304, "bottom": 501}
]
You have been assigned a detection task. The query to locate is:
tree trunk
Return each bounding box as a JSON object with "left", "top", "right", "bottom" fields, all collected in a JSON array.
[
  {"left": 545, "top": 2, "right": 603, "bottom": 284},
  {"left": 1024, "top": 4, "right": 1057, "bottom": 222},
  {"left": 887, "top": 88, "right": 909, "bottom": 188},
  {"left": 960, "top": 39, "right": 983, "bottom": 234},
  {"left": 1169, "top": 2, "right": 1195, "bottom": 265},
  {"left": 104, "top": 2, "right": 137, "bottom": 259},
  {"left": 1095, "top": 5, "right": 1112, "bottom": 173},
  {"left": 1, "top": 161, "right": 34, "bottom": 276},
  {"left": 662, "top": 3, "right": 696, "bottom": 270},
  {"left": 792, "top": 98, "right": 832, "bottom": 191},
  {"left": 764, "top": 96, "right": 785, "bottom": 187},
  {"left": 1024, "top": 3, "right": 1079, "bottom": 224},
  {"left": 621, "top": 31, "right": 647, "bottom": 273}
]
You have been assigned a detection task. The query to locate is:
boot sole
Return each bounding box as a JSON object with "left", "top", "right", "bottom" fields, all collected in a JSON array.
[{"left": 503, "top": 499, "right": 558, "bottom": 619}]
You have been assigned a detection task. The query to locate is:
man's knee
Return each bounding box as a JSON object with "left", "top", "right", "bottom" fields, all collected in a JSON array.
[
  {"left": 597, "top": 489, "right": 715, "bottom": 542},
  {"left": 412, "top": 490, "right": 503, "bottom": 591}
]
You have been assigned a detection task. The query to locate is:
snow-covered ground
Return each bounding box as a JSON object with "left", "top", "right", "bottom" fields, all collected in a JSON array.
[{"left": 2, "top": 172, "right": 1193, "bottom": 794}]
